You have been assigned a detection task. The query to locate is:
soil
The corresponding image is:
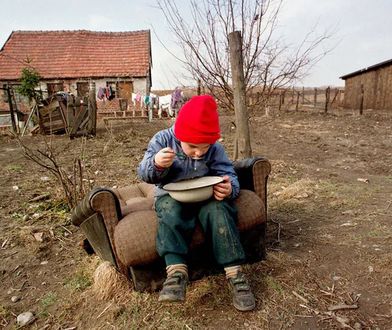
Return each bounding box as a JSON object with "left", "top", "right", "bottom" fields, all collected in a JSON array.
[{"left": 0, "top": 108, "right": 391, "bottom": 329}]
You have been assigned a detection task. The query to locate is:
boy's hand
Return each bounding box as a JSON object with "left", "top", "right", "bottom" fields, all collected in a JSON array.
[
  {"left": 154, "top": 147, "right": 176, "bottom": 168},
  {"left": 213, "top": 175, "right": 232, "bottom": 200}
]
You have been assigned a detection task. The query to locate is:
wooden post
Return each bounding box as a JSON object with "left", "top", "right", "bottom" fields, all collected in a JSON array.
[
  {"left": 228, "top": 31, "right": 252, "bottom": 160},
  {"left": 324, "top": 86, "right": 330, "bottom": 114},
  {"left": 291, "top": 86, "right": 295, "bottom": 104},
  {"left": 337, "top": 89, "right": 342, "bottom": 106},
  {"left": 359, "top": 84, "right": 364, "bottom": 115},
  {"left": 330, "top": 88, "right": 339, "bottom": 108},
  {"left": 21, "top": 104, "right": 39, "bottom": 137},
  {"left": 314, "top": 88, "right": 317, "bottom": 109},
  {"left": 295, "top": 91, "right": 300, "bottom": 111},
  {"left": 278, "top": 91, "right": 282, "bottom": 111},
  {"left": 197, "top": 79, "right": 201, "bottom": 95},
  {"left": 6, "top": 86, "right": 18, "bottom": 134},
  {"left": 340, "top": 89, "right": 344, "bottom": 106},
  {"left": 88, "top": 81, "right": 97, "bottom": 136}
]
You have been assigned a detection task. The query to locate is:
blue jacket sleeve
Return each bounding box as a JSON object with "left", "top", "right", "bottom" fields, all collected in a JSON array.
[
  {"left": 208, "top": 144, "right": 240, "bottom": 200},
  {"left": 137, "top": 131, "right": 170, "bottom": 183}
]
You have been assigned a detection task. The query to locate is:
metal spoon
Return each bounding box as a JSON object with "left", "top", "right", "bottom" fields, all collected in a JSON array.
[{"left": 163, "top": 150, "right": 187, "bottom": 160}]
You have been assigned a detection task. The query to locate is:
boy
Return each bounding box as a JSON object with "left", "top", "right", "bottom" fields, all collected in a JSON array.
[{"left": 137, "top": 95, "right": 255, "bottom": 311}]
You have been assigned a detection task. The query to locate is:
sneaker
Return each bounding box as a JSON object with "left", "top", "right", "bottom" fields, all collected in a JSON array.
[
  {"left": 158, "top": 272, "right": 188, "bottom": 302},
  {"left": 228, "top": 272, "right": 256, "bottom": 311}
]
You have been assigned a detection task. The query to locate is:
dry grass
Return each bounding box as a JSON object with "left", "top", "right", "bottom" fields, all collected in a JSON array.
[
  {"left": 1, "top": 111, "right": 392, "bottom": 329},
  {"left": 92, "top": 261, "right": 132, "bottom": 301},
  {"left": 271, "top": 178, "right": 316, "bottom": 200}
]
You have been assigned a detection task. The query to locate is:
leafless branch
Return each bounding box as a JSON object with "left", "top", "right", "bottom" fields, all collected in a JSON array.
[
  {"left": 156, "top": 0, "right": 333, "bottom": 113},
  {"left": 16, "top": 136, "right": 91, "bottom": 209}
]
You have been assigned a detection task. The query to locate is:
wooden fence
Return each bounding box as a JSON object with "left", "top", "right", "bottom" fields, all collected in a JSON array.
[{"left": 248, "top": 87, "right": 345, "bottom": 114}]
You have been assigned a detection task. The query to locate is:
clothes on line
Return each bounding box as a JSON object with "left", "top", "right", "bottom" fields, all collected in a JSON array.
[{"left": 97, "top": 86, "right": 115, "bottom": 100}]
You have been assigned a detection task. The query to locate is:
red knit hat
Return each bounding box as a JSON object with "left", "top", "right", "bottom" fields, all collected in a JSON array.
[{"left": 174, "top": 95, "right": 220, "bottom": 144}]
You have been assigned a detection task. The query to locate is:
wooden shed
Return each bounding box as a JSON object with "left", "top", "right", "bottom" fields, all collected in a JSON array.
[{"left": 340, "top": 59, "right": 392, "bottom": 110}]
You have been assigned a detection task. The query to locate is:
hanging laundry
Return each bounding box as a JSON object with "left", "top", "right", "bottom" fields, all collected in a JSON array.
[
  {"left": 171, "top": 87, "right": 183, "bottom": 108},
  {"left": 97, "top": 87, "right": 105, "bottom": 100},
  {"left": 135, "top": 92, "right": 141, "bottom": 103},
  {"left": 144, "top": 95, "right": 151, "bottom": 106},
  {"left": 108, "top": 86, "right": 116, "bottom": 101}
]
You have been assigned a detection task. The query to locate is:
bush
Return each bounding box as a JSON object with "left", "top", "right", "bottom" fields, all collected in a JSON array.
[{"left": 16, "top": 67, "right": 41, "bottom": 102}]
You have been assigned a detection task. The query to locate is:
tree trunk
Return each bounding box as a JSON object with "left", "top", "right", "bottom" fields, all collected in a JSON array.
[{"left": 228, "top": 31, "right": 252, "bottom": 160}]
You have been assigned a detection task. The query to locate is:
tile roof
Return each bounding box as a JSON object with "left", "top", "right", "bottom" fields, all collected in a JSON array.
[{"left": 0, "top": 30, "right": 151, "bottom": 80}]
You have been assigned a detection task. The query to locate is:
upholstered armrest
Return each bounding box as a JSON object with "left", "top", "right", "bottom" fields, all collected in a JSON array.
[
  {"left": 71, "top": 187, "right": 128, "bottom": 275},
  {"left": 71, "top": 187, "right": 122, "bottom": 227},
  {"left": 71, "top": 188, "right": 116, "bottom": 224},
  {"left": 234, "top": 157, "right": 271, "bottom": 210}
]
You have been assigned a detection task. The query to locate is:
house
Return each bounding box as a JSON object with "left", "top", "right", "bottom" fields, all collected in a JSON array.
[
  {"left": 0, "top": 30, "right": 152, "bottom": 113},
  {"left": 340, "top": 59, "right": 392, "bottom": 110}
]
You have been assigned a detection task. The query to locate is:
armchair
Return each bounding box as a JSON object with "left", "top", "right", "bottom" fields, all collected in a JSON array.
[{"left": 71, "top": 157, "right": 271, "bottom": 291}]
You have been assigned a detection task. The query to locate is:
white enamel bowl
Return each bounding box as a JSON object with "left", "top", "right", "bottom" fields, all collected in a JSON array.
[{"left": 163, "top": 176, "right": 224, "bottom": 203}]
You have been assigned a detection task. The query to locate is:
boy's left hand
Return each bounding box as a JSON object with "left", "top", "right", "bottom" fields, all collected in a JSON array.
[{"left": 213, "top": 175, "right": 232, "bottom": 200}]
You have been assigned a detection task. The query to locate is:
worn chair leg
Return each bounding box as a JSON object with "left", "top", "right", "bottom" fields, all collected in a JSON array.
[
  {"left": 129, "top": 260, "right": 166, "bottom": 292},
  {"left": 240, "top": 223, "right": 267, "bottom": 263}
]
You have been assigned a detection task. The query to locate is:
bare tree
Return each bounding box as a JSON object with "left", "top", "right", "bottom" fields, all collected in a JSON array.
[
  {"left": 16, "top": 136, "right": 92, "bottom": 209},
  {"left": 157, "top": 0, "right": 332, "bottom": 112}
]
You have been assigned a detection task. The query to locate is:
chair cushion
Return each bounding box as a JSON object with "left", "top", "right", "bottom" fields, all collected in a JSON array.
[
  {"left": 113, "top": 189, "right": 265, "bottom": 267},
  {"left": 114, "top": 185, "right": 143, "bottom": 203},
  {"left": 121, "top": 197, "right": 154, "bottom": 216},
  {"left": 114, "top": 183, "right": 155, "bottom": 208},
  {"left": 138, "top": 182, "right": 155, "bottom": 198}
]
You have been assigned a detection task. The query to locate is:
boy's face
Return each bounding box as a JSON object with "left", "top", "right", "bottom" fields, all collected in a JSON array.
[{"left": 180, "top": 141, "right": 211, "bottom": 159}]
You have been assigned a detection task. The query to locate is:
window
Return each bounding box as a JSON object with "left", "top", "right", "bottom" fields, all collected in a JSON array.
[
  {"left": 117, "top": 81, "right": 133, "bottom": 99},
  {"left": 76, "top": 82, "right": 89, "bottom": 97},
  {"left": 47, "top": 83, "right": 64, "bottom": 96}
]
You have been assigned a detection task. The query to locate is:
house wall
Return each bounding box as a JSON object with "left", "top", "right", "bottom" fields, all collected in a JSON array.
[
  {"left": 0, "top": 85, "right": 30, "bottom": 113},
  {"left": 0, "top": 77, "right": 149, "bottom": 114},
  {"left": 133, "top": 79, "right": 147, "bottom": 94},
  {"left": 344, "top": 64, "right": 392, "bottom": 110}
]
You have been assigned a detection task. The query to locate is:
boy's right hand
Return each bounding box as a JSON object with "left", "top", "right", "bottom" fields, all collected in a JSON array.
[{"left": 154, "top": 147, "right": 176, "bottom": 168}]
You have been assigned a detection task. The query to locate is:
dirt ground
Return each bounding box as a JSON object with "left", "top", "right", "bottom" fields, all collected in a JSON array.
[{"left": 0, "top": 107, "right": 391, "bottom": 329}]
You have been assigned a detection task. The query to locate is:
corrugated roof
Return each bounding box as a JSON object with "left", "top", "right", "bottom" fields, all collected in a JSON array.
[
  {"left": 340, "top": 58, "right": 392, "bottom": 80},
  {"left": 0, "top": 30, "right": 151, "bottom": 80}
]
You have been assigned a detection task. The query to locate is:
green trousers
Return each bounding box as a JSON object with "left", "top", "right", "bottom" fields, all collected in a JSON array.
[{"left": 155, "top": 194, "right": 245, "bottom": 268}]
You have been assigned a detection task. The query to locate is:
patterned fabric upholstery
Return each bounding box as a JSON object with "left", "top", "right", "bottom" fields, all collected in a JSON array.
[
  {"left": 71, "top": 157, "right": 271, "bottom": 277},
  {"left": 113, "top": 189, "right": 265, "bottom": 267}
]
